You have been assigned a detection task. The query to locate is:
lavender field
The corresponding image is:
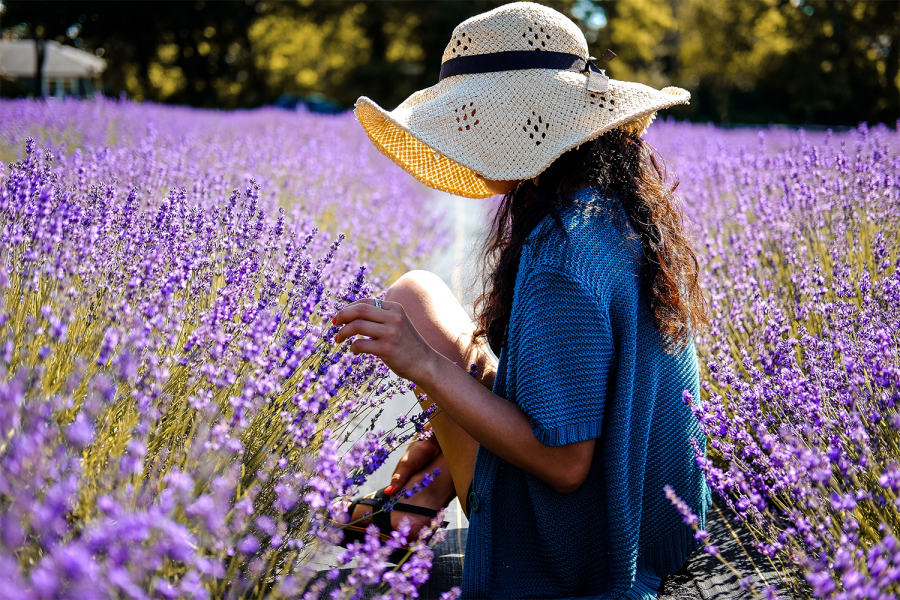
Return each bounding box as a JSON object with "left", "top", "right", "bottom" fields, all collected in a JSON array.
[
  {"left": 649, "top": 121, "right": 900, "bottom": 599},
  {"left": 0, "top": 98, "right": 898, "bottom": 599},
  {"left": 0, "top": 98, "right": 452, "bottom": 600}
]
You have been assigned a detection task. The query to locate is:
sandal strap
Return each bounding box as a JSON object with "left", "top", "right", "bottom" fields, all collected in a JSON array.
[
  {"left": 373, "top": 507, "right": 392, "bottom": 536},
  {"left": 346, "top": 498, "right": 367, "bottom": 522},
  {"left": 355, "top": 495, "right": 439, "bottom": 518},
  {"left": 390, "top": 502, "right": 439, "bottom": 518},
  {"left": 374, "top": 488, "right": 440, "bottom": 518},
  {"left": 350, "top": 487, "right": 441, "bottom": 536}
]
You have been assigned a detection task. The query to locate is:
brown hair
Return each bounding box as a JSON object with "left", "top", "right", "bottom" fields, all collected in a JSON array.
[{"left": 473, "top": 128, "right": 708, "bottom": 355}]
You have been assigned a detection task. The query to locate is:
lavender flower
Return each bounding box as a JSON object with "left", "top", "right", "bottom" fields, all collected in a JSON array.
[
  {"left": 650, "top": 121, "right": 900, "bottom": 598},
  {"left": 0, "top": 99, "right": 451, "bottom": 599}
]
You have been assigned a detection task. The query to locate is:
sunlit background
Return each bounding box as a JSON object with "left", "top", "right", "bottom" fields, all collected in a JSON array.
[{"left": 1, "top": 0, "right": 898, "bottom": 125}]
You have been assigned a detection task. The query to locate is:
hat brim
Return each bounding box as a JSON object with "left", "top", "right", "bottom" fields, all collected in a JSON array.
[
  {"left": 355, "top": 70, "right": 690, "bottom": 199},
  {"left": 356, "top": 98, "right": 493, "bottom": 199}
]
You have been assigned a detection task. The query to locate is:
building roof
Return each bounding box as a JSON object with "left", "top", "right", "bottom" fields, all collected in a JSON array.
[{"left": 0, "top": 39, "right": 106, "bottom": 78}]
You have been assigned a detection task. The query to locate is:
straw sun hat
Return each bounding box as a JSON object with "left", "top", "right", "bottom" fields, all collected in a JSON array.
[{"left": 354, "top": 1, "right": 690, "bottom": 199}]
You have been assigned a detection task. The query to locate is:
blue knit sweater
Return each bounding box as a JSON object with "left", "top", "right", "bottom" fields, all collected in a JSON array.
[{"left": 461, "top": 187, "right": 710, "bottom": 599}]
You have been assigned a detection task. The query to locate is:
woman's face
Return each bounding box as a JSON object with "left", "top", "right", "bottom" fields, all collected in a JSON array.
[{"left": 476, "top": 175, "right": 519, "bottom": 195}]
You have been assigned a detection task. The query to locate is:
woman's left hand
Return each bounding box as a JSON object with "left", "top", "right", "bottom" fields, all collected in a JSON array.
[{"left": 333, "top": 299, "right": 437, "bottom": 383}]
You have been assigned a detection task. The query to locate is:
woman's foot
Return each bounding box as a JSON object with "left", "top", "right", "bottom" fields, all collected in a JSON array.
[{"left": 348, "top": 451, "right": 455, "bottom": 540}]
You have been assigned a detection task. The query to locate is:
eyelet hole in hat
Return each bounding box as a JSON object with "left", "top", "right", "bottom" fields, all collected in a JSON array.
[
  {"left": 453, "top": 32, "right": 474, "bottom": 55},
  {"left": 525, "top": 23, "right": 552, "bottom": 51},
  {"left": 588, "top": 90, "right": 617, "bottom": 111},
  {"left": 523, "top": 111, "right": 549, "bottom": 146},
  {"left": 454, "top": 102, "right": 480, "bottom": 132}
]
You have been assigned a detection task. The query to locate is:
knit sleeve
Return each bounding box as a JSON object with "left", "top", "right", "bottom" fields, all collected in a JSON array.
[{"left": 509, "top": 266, "right": 615, "bottom": 447}]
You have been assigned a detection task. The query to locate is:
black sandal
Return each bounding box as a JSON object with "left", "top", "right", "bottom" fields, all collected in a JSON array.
[{"left": 333, "top": 487, "right": 448, "bottom": 546}]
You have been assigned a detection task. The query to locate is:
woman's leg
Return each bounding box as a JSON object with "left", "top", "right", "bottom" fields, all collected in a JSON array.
[
  {"left": 384, "top": 270, "right": 497, "bottom": 515},
  {"left": 349, "top": 270, "right": 496, "bottom": 532}
]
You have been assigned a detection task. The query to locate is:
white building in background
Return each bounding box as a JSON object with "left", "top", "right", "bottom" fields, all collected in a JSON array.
[{"left": 0, "top": 39, "right": 106, "bottom": 97}]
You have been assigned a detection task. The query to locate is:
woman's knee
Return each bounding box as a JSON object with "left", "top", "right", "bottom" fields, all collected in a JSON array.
[
  {"left": 384, "top": 270, "right": 454, "bottom": 319},
  {"left": 387, "top": 270, "right": 496, "bottom": 391},
  {"left": 386, "top": 269, "right": 447, "bottom": 299},
  {"left": 385, "top": 270, "right": 473, "bottom": 351}
]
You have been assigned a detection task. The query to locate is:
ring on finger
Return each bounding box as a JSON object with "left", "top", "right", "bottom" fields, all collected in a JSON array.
[{"left": 374, "top": 298, "right": 383, "bottom": 309}]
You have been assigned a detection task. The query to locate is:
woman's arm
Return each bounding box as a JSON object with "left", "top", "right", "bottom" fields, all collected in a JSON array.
[
  {"left": 334, "top": 300, "right": 594, "bottom": 494},
  {"left": 419, "top": 348, "right": 595, "bottom": 493}
]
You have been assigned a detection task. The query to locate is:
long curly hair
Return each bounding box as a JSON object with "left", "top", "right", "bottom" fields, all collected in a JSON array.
[{"left": 473, "top": 128, "right": 708, "bottom": 355}]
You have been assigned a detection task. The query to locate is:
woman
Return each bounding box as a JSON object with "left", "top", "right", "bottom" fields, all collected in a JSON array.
[{"left": 333, "top": 3, "right": 710, "bottom": 598}]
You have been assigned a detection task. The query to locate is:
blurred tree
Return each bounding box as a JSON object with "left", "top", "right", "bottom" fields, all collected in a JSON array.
[
  {"left": 675, "top": 0, "right": 899, "bottom": 124},
  {"left": 248, "top": 2, "right": 372, "bottom": 100},
  {"left": 1, "top": 1, "right": 265, "bottom": 108},
  {"left": 590, "top": 0, "right": 679, "bottom": 92},
  {"left": 676, "top": 0, "right": 800, "bottom": 122},
  {"left": 245, "top": 1, "right": 573, "bottom": 108},
  {"left": 1, "top": 0, "right": 571, "bottom": 109},
  {"left": 778, "top": 0, "right": 899, "bottom": 125},
  {"left": 2, "top": 0, "right": 897, "bottom": 125}
]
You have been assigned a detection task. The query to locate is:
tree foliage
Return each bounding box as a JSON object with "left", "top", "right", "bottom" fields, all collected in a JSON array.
[
  {"left": 2, "top": 0, "right": 897, "bottom": 124},
  {"left": 673, "top": 0, "right": 900, "bottom": 124}
]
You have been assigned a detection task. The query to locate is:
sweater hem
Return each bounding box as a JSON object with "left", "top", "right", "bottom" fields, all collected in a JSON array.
[
  {"left": 624, "top": 569, "right": 663, "bottom": 599},
  {"left": 532, "top": 419, "right": 604, "bottom": 446},
  {"left": 637, "top": 520, "right": 702, "bottom": 579}
]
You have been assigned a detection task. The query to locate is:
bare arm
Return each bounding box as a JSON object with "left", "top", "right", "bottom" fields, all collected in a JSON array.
[
  {"left": 419, "top": 348, "right": 593, "bottom": 493},
  {"left": 334, "top": 300, "right": 594, "bottom": 493}
]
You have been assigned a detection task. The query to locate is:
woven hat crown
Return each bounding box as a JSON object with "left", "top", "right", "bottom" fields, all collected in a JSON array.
[
  {"left": 353, "top": 2, "right": 690, "bottom": 198},
  {"left": 441, "top": 3, "right": 588, "bottom": 64}
]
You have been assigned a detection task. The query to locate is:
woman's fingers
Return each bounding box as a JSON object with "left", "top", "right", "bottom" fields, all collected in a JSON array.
[
  {"left": 333, "top": 297, "right": 436, "bottom": 382},
  {"left": 333, "top": 298, "right": 394, "bottom": 326},
  {"left": 333, "top": 318, "right": 385, "bottom": 344},
  {"left": 348, "top": 337, "right": 380, "bottom": 356}
]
